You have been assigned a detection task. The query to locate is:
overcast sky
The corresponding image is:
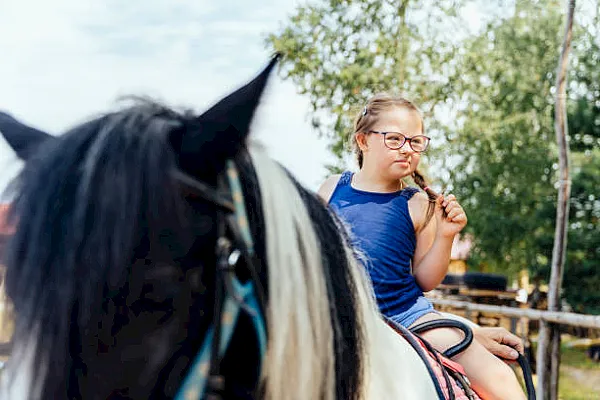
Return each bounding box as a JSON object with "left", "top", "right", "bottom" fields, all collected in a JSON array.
[{"left": 0, "top": 0, "right": 340, "bottom": 197}]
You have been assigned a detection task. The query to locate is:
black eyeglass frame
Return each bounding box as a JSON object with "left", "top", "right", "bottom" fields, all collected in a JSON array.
[{"left": 368, "top": 130, "right": 431, "bottom": 153}]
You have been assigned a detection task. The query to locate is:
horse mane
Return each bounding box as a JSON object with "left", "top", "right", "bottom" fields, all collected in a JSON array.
[
  {"left": 248, "top": 147, "right": 368, "bottom": 399},
  {"left": 3, "top": 100, "right": 194, "bottom": 398}
]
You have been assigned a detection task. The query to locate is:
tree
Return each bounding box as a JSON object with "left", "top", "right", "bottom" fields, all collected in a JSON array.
[
  {"left": 562, "top": 150, "right": 600, "bottom": 315},
  {"left": 446, "top": 1, "right": 564, "bottom": 277},
  {"left": 267, "top": 0, "right": 486, "bottom": 171},
  {"left": 536, "top": 1, "right": 576, "bottom": 397},
  {"left": 567, "top": 24, "right": 600, "bottom": 153},
  {"left": 560, "top": 23, "right": 600, "bottom": 314},
  {"left": 434, "top": 1, "right": 597, "bottom": 286}
]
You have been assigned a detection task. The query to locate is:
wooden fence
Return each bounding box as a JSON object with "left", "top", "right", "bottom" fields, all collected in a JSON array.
[{"left": 430, "top": 298, "right": 600, "bottom": 329}]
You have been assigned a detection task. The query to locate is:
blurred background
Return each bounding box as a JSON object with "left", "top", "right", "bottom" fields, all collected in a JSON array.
[{"left": 0, "top": 0, "right": 598, "bottom": 398}]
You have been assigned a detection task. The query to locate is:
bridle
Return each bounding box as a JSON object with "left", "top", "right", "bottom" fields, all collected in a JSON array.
[{"left": 171, "top": 160, "right": 267, "bottom": 400}]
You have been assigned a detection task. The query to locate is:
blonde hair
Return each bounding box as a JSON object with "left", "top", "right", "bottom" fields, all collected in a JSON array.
[{"left": 352, "top": 93, "right": 436, "bottom": 228}]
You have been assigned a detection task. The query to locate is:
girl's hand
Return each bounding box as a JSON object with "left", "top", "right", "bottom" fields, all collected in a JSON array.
[
  {"left": 435, "top": 194, "right": 467, "bottom": 238},
  {"left": 473, "top": 327, "right": 524, "bottom": 360}
]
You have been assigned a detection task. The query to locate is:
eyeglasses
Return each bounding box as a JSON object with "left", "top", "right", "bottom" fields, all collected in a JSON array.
[{"left": 369, "top": 130, "right": 430, "bottom": 153}]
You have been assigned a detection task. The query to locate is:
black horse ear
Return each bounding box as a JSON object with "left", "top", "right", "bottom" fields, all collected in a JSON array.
[
  {"left": 174, "top": 54, "right": 280, "bottom": 176},
  {"left": 0, "top": 111, "right": 56, "bottom": 160}
]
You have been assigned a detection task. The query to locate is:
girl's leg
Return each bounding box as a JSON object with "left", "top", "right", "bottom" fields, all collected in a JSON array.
[{"left": 410, "top": 313, "right": 525, "bottom": 400}]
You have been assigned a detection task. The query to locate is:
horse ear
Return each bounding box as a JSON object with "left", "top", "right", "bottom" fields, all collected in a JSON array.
[
  {"left": 174, "top": 54, "right": 280, "bottom": 176},
  {"left": 0, "top": 111, "right": 56, "bottom": 160}
]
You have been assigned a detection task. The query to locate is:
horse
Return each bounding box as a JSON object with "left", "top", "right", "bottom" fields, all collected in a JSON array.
[{"left": 0, "top": 55, "right": 532, "bottom": 399}]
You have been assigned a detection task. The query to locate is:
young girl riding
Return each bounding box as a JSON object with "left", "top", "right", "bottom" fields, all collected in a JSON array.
[{"left": 318, "top": 94, "right": 525, "bottom": 399}]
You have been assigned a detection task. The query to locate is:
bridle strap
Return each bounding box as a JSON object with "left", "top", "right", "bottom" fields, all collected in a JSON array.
[
  {"left": 174, "top": 268, "right": 265, "bottom": 400},
  {"left": 225, "top": 162, "right": 255, "bottom": 255},
  {"left": 173, "top": 161, "right": 267, "bottom": 400},
  {"left": 172, "top": 169, "right": 235, "bottom": 212}
]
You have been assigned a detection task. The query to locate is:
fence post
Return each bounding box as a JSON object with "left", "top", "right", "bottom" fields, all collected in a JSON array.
[{"left": 536, "top": 1, "right": 576, "bottom": 398}]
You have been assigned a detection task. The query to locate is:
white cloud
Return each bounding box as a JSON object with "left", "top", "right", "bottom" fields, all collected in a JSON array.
[{"left": 0, "top": 0, "right": 334, "bottom": 194}]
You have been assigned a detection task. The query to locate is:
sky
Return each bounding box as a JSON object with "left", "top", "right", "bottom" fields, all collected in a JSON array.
[{"left": 0, "top": 0, "right": 337, "bottom": 197}]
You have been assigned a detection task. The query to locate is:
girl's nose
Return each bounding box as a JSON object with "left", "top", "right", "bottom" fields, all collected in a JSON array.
[{"left": 398, "top": 140, "right": 413, "bottom": 153}]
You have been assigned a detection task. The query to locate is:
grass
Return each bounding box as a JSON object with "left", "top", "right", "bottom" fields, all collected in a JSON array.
[
  {"left": 561, "top": 344, "right": 600, "bottom": 371},
  {"left": 559, "top": 369, "right": 598, "bottom": 400},
  {"left": 528, "top": 335, "right": 600, "bottom": 399},
  {"left": 559, "top": 345, "right": 600, "bottom": 400}
]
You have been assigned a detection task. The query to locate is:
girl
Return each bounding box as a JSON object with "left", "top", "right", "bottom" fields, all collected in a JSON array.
[{"left": 318, "top": 94, "right": 525, "bottom": 400}]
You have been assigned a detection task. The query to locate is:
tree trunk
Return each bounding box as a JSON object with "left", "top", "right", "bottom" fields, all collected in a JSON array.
[{"left": 536, "top": 1, "right": 576, "bottom": 399}]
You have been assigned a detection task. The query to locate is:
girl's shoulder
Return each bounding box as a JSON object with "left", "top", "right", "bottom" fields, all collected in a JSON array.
[
  {"left": 317, "top": 174, "right": 343, "bottom": 204},
  {"left": 407, "top": 190, "right": 431, "bottom": 231},
  {"left": 407, "top": 189, "right": 429, "bottom": 206}
]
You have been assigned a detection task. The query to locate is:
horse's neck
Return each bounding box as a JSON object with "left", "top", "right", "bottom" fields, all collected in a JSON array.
[{"left": 365, "top": 318, "right": 439, "bottom": 399}]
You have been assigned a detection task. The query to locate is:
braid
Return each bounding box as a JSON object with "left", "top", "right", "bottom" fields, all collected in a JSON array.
[{"left": 412, "top": 169, "right": 436, "bottom": 231}]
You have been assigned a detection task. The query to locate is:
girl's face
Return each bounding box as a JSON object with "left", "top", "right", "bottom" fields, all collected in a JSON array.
[{"left": 356, "top": 107, "right": 424, "bottom": 181}]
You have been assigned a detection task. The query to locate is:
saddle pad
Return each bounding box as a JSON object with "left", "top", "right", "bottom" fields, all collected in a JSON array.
[{"left": 386, "top": 320, "right": 481, "bottom": 400}]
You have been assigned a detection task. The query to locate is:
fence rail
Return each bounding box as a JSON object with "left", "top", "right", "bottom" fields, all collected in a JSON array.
[{"left": 429, "top": 298, "right": 600, "bottom": 329}]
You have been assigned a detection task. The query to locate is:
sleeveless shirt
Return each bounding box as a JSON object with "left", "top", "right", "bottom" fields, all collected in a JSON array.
[{"left": 329, "top": 171, "right": 423, "bottom": 318}]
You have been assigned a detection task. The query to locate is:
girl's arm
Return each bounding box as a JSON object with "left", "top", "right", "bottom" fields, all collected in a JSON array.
[{"left": 409, "top": 193, "right": 467, "bottom": 292}]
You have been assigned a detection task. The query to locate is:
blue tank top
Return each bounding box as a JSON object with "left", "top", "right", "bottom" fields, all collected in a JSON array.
[{"left": 329, "top": 171, "right": 423, "bottom": 318}]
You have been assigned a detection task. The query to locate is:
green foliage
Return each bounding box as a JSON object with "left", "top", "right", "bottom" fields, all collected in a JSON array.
[
  {"left": 267, "top": 0, "right": 600, "bottom": 312},
  {"left": 446, "top": 1, "right": 563, "bottom": 276},
  {"left": 568, "top": 33, "right": 600, "bottom": 152},
  {"left": 561, "top": 151, "right": 600, "bottom": 314}
]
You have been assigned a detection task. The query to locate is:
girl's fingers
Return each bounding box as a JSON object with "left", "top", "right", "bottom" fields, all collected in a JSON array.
[
  {"left": 437, "top": 193, "right": 467, "bottom": 224},
  {"left": 444, "top": 200, "right": 460, "bottom": 214},
  {"left": 449, "top": 212, "right": 467, "bottom": 223},
  {"left": 441, "top": 194, "right": 456, "bottom": 208},
  {"left": 436, "top": 195, "right": 445, "bottom": 211},
  {"left": 446, "top": 207, "right": 462, "bottom": 220}
]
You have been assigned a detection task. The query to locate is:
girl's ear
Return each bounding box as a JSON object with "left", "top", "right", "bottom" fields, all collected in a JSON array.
[{"left": 355, "top": 132, "right": 369, "bottom": 152}]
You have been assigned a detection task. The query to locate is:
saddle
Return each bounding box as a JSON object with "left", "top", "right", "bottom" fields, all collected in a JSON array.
[{"left": 386, "top": 318, "right": 536, "bottom": 400}]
